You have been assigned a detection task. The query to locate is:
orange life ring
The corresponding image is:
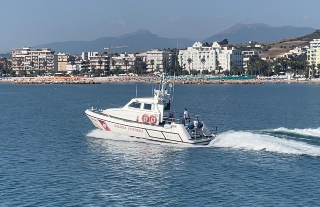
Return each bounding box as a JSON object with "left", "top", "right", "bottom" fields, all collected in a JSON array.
[
  {"left": 142, "top": 114, "right": 149, "bottom": 123},
  {"left": 149, "top": 115, "right": 157, "bottom": 125}
]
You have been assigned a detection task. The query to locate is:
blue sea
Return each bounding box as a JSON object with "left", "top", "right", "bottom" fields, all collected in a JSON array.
[{"left": 1, "top": 82, "right": 320, "bottom": 206}]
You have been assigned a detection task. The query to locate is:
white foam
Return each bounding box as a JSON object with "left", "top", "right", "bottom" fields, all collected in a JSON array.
[
  {"left": 273, "top": 127, "right": 320, "bottom": 138},
  {"left": 209, "top": 131, "right": 320, "bottom": 156}
]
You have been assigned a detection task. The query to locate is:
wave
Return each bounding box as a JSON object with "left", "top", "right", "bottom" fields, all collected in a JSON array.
[
  {"left": 209, "top": 131, "right": 320, "bottom": 156},
  {"left": 272, "top": 127, "right": 320, "bottom": 138}
]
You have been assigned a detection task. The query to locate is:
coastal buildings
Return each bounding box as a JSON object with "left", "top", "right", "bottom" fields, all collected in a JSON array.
[
  {"left": 81, "top": 52, "right": 99, "bottom": 61},
  {"left": 307, "top": 39, "right": 320, "bottom": 66},
  {"left": 242, "top": 51, "right": 259, "bottom": 68},
  {"left": 11, "top": 47, "right": 57, "bottom": 74},
  {"left": 56, "top": 53, "right": 69, "bottom": 72},
  {"left": 217, "top": 47, "right": 243, "bottom": 73},
  {"left": 89, "top": 53, "right": 110, "bottom": 71},
  {"left": 178, "top": 42, "right": 243, "bottom": 73},
  {"left": 146, "top": 49, "right": 170, "bottom": 72},
  {"left": 111, "top": 53, "right": 135, "bottom": 71},
  {"left": 178, "top": 42, "right": 217, "bottom": 73}
]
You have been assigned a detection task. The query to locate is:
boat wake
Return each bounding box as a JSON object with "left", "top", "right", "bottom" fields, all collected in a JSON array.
[
  {"left": 271, "top": 127, "right": 320, "bottom": 138},
  {"left": 86, "top": 128, "right": 320, "bottom": 156},
  {"left": 209, "top": 130, "right": 320, "bottom": 156}
]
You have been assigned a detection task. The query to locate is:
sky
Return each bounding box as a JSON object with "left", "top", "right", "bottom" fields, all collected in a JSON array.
[{"left": 0, "top": 0, "right": 319, "bottom": 53}]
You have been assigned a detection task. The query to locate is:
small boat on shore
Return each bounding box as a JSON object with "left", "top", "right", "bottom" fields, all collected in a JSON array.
[{"left": 85, "top": 80, "right": 217, "bottom": 145}]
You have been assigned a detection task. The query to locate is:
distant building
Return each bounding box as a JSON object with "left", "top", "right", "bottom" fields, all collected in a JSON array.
[
  {"left": 111, "top": 53, "right": 135, "bottom": 71},
  {"left": 242, "top": 51, "right": 259, "bottom": 68},
  {"left": 89, "top": 53, "right": 110, "bottom": 71},
  {"left": 146, "top": 49, "right": 170, "bottom": 72},
  {"left": 309, "top": 39, "right": 320, "bottom": 49},
  {"left": 178, "top": 42, "right": 218, "bottom": 73},
  {"left": 307, "top": 39, "right": 320, "bottom": 66},
  {"left": 81, "top": 52, "right": 99, "bottom": 61},
  {"left": 56, "top": 53, "right": 69, "bottom": 72},
  {"left": 66, "top": 60, "right": 82, "bottom": 73},
  {"left": 178, "top": 42, "right": 243, "bottom": 73},
  {"left": 11, "top": 47, "right": 57, "bottom": 73}
]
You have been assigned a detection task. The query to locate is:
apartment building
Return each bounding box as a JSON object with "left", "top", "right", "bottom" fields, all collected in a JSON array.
[
  {"left": 56, "top": 53, "right": 69, "bottom": 72},
  {"left": 111, "top": 53, "right": 135, "bottom": 71},
  {"left": 242, "top": 51, "right": 258, "bottom": 68},
  {"left": 217, "top": 47, "right": 243, "bottom": 72},
  {"left": 81, "top": 52, "right": 99, "bottom": 61},
  {"left": 307, "top": 39, "right": 320, "bottom": 66},
  {"left": 11, "top": 47, "right": 57, "bottom": 73},
  {"left": 146, "top": 49, "right": 170, "bottom": 72},
  {"left": 89, "top": 53, "right": 110, "bottom": 70}
]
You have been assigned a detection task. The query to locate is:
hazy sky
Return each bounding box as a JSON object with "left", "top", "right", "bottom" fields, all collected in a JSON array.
[{"left": 0, "top": 0, "right": 319, "bottom": 52}]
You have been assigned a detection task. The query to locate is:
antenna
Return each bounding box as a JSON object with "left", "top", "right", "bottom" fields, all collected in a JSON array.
[{"left": 136, "top": 85, "right": 138, "bottom": 97}]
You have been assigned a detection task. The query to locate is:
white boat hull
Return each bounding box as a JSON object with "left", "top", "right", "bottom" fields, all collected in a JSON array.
[{"left": 85, "top": 109, "right": 214, "bottom": 145}]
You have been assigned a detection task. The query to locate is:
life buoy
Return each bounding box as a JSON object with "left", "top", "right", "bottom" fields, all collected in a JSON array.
[
  {"left": 142, "top": 114, "right": 149, "bottom": 123},
  {"left": 149, "top": 115, "right": 157, "bottom": 125}
]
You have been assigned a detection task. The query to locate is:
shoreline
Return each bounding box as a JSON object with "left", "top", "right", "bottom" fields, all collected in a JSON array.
[{"left": 1, "top": 76, "right": 320, "bottom": 84}]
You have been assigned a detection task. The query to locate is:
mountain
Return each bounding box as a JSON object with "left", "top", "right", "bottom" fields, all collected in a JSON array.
[
  {"left": 202, "top": 23, "right": 316, "bottom": 44},
  {"left": 34, "top": 29, "right": 194, "bottom": 54}
]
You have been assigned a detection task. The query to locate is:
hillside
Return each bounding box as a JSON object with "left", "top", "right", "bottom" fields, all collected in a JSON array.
[
  {"left": 232, "top": 30, "right": 320, "bottom": 58},
  {"left": 203, "top": 23, "right": 316, "bottom": 44},
  {"left": 34, "top": 29, "right": 194, "bottom": 54}
]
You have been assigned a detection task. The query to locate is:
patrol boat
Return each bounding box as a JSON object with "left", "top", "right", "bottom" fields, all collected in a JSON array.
[{"left": 85, "top": 82, "right": 217, "bottom": 145}]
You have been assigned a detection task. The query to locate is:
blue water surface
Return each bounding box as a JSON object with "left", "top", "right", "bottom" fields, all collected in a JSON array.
[{"left": 1, "top": 82, "right": 320, "bottom": 206}]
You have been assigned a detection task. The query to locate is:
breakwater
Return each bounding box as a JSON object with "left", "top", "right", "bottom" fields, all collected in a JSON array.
[{"left": 14, "top": 77, "right": 100, "bottom": 84}]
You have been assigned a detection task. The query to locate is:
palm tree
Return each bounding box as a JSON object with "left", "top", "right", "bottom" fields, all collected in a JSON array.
[
  {"left": 162, "top": 58, "right": 167, "bottom": 75},
  {"left": 216, "top": 60, "right": 220, "bottom": 74},
  {"left": 187, "top": 58, "right": 193, "bottom": 74},
  {"left": 98, "top": 59, "right": 103, "bottom": 72},
  {"left": 124, "top": 59, "right": 129, "bottom": 73},
  {"left": 218, "top": 66, "right": 223, "bottom": 75},
  {"left": 43, "top": 61, "right": 47, "bottom": 74},
  {"left": 200, "top": 57, "right": 206, "bottom": 75},
  {"left": 112, "top": 60, "right": 115, "bottom": 70},
  {"left": 30, "top": 61, "right": 34, "bottom": 75},
  {"left": 150, "top": 59, "right": 154, "bottom": 73},
  {"left": 17, "top": 59, "right": 22, "bottom": 77}
]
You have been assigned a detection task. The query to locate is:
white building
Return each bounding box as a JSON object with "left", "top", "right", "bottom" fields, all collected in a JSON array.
[
  {"left": 218, "top": 47, "right": 243, "bottom": 73},
  {"left": 178, "top": 42, "right": 243, "bottom": 73},
  {"left": 11, "top": 47, "right": 57, "bottom": 73},
  {"left": 81, "top": 52, "right": 99, "bottom": 61},
  {"left": 309, "top": 39, "right": 320, "bottom": 49},
  {"left": 307, "top": 39, "right": 320, "bottom": 66},
  {"left": 66, "top": 60, "right": 82, "bottom": 73},
  {"left": 146, "top": 49, "right": 170, "bottom": 72},
  {"left": 178, "top": 42, "right": 217, "bottom": 73},
  {"left": 242, "top": 51, "right": 259, "bottom": 68}
]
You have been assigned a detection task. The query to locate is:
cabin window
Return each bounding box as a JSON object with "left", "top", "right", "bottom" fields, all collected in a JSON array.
[
  {"left": 144, "top": 103, "right": 152, "bottom": 110},
  {"left": 129, "top": 102, "right": 141, "bottom": 109},
  {"left": 164, "top": 101, "right": 170, "bottom": 111}
]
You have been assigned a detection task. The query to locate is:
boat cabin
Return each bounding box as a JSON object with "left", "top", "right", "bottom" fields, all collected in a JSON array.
[{"left": 104, "top": 86, "right": 173, "bottom": 125}]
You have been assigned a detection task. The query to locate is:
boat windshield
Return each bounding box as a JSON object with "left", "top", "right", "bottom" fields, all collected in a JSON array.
[{"left": 129, "top": 102, "right": 141, "bottom": 109}]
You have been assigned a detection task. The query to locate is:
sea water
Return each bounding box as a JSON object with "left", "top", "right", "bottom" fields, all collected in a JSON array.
[{"left": 0, "top": 82, "right": 320, "bottom": 206}]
